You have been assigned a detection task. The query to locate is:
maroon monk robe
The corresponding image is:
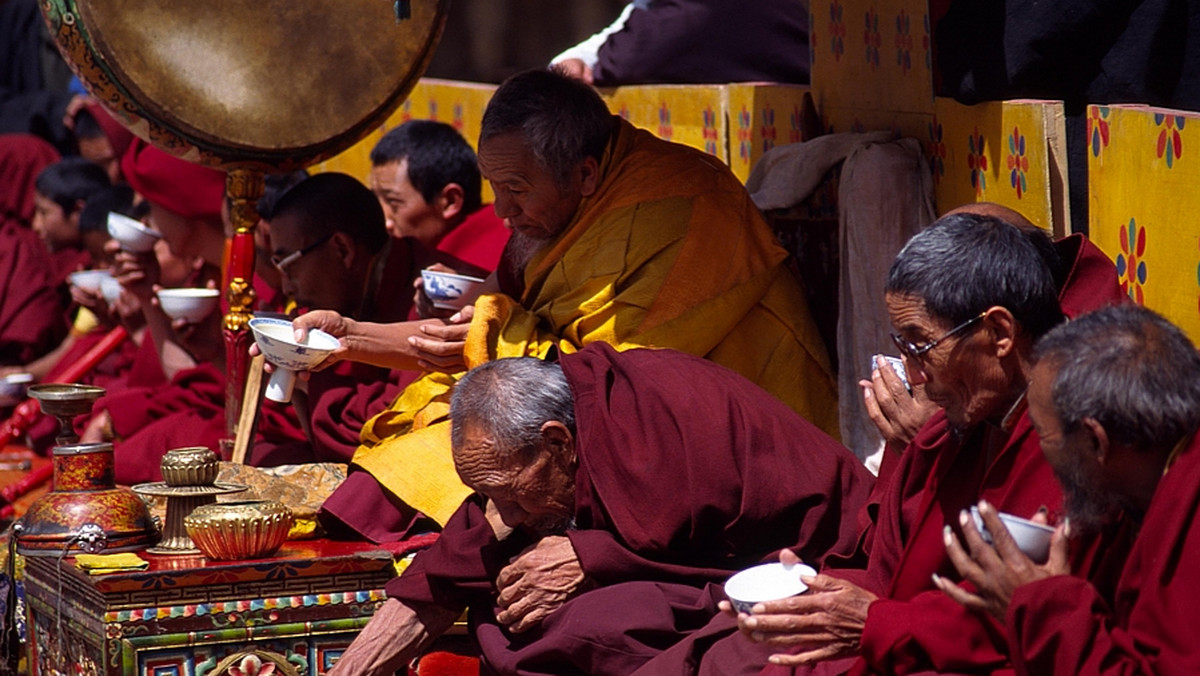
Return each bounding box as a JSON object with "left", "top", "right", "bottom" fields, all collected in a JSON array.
[
  {"left": 634, "top": 234, "right": 1131, "bottom": 676},
  {"left": 385, "top": 343, "right": 872, "bottom": 675},
  {"left": 1006, "top": 434, "right": 1200, "bottom": 675},
  {"left": 434, "top": 204, "right": 510, "bottom": 274},
  {"left": 0, "top": 135, "right": 68, "bottom": 365}
]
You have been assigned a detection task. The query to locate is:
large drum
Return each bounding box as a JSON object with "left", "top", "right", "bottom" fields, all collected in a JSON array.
[{"left": 39, "top": 0, "right": 449, "bottom": 436}]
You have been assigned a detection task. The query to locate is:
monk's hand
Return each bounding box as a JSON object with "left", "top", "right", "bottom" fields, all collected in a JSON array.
[
  {"left": 111, "top": 246, "right": 160, "bottom": 303},
  {"left": 277, "top": 310, "right": 353, "bottom": 373},
  {"left": 410, "top": 306, "right": 473, "bottom": 373},
  {"left": 860, "top": 356, "right": 939, "bottom": 452},
  {"left": 935, "top": 500, "right": 1071, "bottom": 623},
  {"left": 413, "top": 263, "right": 458, "bottom": 319},
  {"left": 494, "top": 535, "right": 590, "bottom": 634},
  {"left": 554, "top": 58, "right": 595, "bottom": 85},
  {"left": 732, "top": 551, "right": 874, "bottom": 666}
]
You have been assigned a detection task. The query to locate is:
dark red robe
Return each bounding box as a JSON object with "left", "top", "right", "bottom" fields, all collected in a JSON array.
[
  {"left": 434, "top": 204, "right": 509, "bottom": 275},
  {"left": 385, "top": 343, "right": 872, "bottom": 675},
  {"left": 1006, "top": 433, "right": 1200, "bottom": 675}
]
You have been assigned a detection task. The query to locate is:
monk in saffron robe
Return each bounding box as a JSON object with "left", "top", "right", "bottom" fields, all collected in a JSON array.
[
  {"left": 330, "top": 343, "right": 870, "bottom": 676},
  {"left": 634, "top": 212, "right": 1131, "bottom": 675},
  {"left": 939, "top": 304, "right": 1200, "bottom": 675},
  {"left": 0, "top": 134, "right": 67, "bottom": 366},
  {"left": 310, "top": 68, "right": 837, "bottom": 536}
]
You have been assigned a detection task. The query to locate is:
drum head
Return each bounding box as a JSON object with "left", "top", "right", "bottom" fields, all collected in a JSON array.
[{"left": 45, "top": 0, "right": 448, "bottom": 169}]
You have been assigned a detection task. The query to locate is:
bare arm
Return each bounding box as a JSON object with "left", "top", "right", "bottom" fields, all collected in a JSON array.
[
  {"left": 286, "top": 311, "right": 452, "bottom": 372},
  {"left": 329, "top": 597, "right": 462, "bottom": 676}
]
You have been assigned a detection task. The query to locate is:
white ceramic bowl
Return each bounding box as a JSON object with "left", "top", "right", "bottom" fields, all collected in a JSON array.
[
  {"left": 68, "top": 269, "right": 113, "bottom": 294},
  {"left": 99, "top": 275, "right": 122, "bottom": 304},
  {"left": 421, "top": 270, "right": 485, "bottom": 311},
  {"left": 156, "top": 288, "right": 220, "bottom": 324},
  {"left": 248, "top": 317, "right": 340, "bottom": 403},
  {"left": 107, "top": 212, "right": 161, "bottom": 253},
  {"left": 970, "top": 506, "right": 1055, "bottom": 563},
  {"left": 724, "top": 561, "right": 816, "bottom": 614},
  {"left": 0, "top": 373, "right": 33, "bottom": 406}
]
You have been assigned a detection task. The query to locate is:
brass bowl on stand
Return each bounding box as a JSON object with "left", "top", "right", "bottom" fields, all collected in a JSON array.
[{"left": 185, "top": 500, "right": 292, "bottom": 561}]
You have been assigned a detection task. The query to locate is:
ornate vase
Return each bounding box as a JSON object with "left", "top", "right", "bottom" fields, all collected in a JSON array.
[{"left": 16, "top": 442, "right": 156, "bottom": 556}]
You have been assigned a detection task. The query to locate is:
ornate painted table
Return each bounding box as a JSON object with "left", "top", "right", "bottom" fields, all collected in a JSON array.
[{"left": 23, "top": 540, "right": 394, "bottom": 676}]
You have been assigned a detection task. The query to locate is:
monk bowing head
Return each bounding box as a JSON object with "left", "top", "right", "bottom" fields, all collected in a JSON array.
[{"left": 450, "top": 356, "right": 578, "bottom": 536}]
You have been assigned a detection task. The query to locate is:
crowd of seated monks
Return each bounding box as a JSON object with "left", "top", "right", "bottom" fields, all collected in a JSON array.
[{"left": 3, "top": 67, "right": 1198, "bottom": 676}]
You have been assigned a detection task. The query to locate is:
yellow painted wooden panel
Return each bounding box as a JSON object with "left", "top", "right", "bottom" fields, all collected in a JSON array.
[
  {"left": 723, "top": 84, "right": 811, "bottom": 182},
  {"left": 810, "top": 0, "right": 934, "bottom": 120},
  {"left": 1088, "top": 104, "right": 1200, "bottom": 339},
  {"left": 819, "top": 106, "right": 930, "bottom": 144},
  {"left": 601, "top": 84, "right": 727, "bottom": 162},
  {"left": 931, "top": 98, "right": 1066, "bottom": 234}
]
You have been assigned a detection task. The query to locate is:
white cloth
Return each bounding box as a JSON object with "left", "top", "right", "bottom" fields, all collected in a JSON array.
[{"left": 550, "top": 2, "right": 639, "bottom": 68}]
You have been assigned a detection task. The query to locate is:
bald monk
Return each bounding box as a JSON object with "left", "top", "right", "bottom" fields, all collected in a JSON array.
[
  {"left": 635, "top": 212, "right": 1130, "bottom": 675},
  {"left": 305, "top": 68, "right": 838, "bottom": 537},
  {"left": 941, "top": 304, "right": 1200, "bottom": 674},
  {"left": 331, "top": 344, "right": 870, "bottom": 675}
]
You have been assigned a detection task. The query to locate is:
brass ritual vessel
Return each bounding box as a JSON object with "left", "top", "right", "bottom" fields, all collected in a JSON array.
[
  {"left": 132, "top": 447, "right": 245, "bottom": 555},
  {"left": 185, "top": 500, "right": 293, "bottom": 561}
]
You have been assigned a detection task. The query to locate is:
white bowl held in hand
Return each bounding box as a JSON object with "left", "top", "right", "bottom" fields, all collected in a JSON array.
[
  {"left": 248, "top": 317, "right": 340, "bottom": 403},
  {"left": 724, "top": 561, "right": 817, "bottom": 614},
  {"left": 421, "top": 269, "right": 485, "bottom": 311},
  {"left": 107, "top": 212, "right": 161, "bottom": 253},
  {"left": 970, "top": 506, "right": 1055, "bottom": 564},
  {"left": 156, "top": 288, "right": 221, "bottom": 324},
  {"left": 99, "top": 275, "right": 122, "bottom": 304},
  {"left": 68, "top": 269, "right": 113, "bottom": 294}
]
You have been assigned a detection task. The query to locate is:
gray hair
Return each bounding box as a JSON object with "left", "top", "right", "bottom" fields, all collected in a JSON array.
[
  {"left": 450, "top": 357, "right": 577, "bottom": 460},
  {"left": 1035, "top": 304, "right": 1200, "bottom": 450},
  {"left": 479, "top": 69, "right": 614, "bottom": 186},
  {"left": 887, "top": 212, "right": 1064, "bottom": 340}
]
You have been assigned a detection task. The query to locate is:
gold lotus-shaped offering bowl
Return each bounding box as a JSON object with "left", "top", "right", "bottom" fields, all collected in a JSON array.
[
  {"left": 160, "top": 446, "right": 219, "bottom": 486},
  {"left": 184, "top": 500, "right": 292, "bottom": 561}
]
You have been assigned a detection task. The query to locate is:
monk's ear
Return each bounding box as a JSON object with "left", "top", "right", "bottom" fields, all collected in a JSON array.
[
  {"left": 577, "top": 156, "right": 600, "bottom": 198},
  {"left": 984, "top": 306, "right": 1018, "bottom": 358},
  {"left": 329, "top": 232, "right": 356, "bottom": 268},
  {"left": 540, "top": 420, "right": 576, "bottom": 465},
  {"left": 437, "top": 183, "right": 465, "bottom": 222},
  {"left": 1081, "top": 417, "right": 1110, "bottom": 464}
]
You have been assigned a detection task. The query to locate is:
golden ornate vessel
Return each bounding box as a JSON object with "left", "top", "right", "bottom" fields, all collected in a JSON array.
[
  {"left": 185, "top": 500, "right": 292, "bottom": 561},
  {"left": 159, "top": 446, "right": 218, "bottom": 486}
]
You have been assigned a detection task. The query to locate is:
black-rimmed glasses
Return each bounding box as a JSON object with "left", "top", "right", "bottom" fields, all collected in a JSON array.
[
  {"left": 890, "top": 311, "right": 987, "bottom": 361},
  {"left": 270, "top": 234, "right": 333, "bottom": 273}
]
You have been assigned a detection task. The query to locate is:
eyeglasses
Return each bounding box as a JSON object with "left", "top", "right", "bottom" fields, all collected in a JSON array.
[
  {"left": 890, "top": 311, "right": 987, "bottom": 361},
  {"left": 270, "top": 234, "right": 333, "bottom": 273}
]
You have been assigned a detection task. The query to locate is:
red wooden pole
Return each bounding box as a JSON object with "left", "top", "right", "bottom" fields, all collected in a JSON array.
[{"left": 223, "top": 169, "right": 264, "bottom": 438}]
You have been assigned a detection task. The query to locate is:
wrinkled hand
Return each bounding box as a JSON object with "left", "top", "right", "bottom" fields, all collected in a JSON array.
[
  {"left": 554, "top": 58, "right": 594, "bottom": 84},
  {"left": 163, "top": 283, "right": 224, "bottom": 363},
  {"left": 860, "top": 356, "right": 939, "bottom": 451},
  {"left": 935, "top": 500, "right": 1070, "bottom": 622},
  {"left": 253, "top": 310, "right": 351, "bottom": 373},
  {"left": 409, "top": 306, "right": 472, "bottom": 373},
  {"left": 495, "top": 535, "right": 590, "bottom": 634},
  {"left": 727, "top": 550, "right": 875, "bottom": 666}
]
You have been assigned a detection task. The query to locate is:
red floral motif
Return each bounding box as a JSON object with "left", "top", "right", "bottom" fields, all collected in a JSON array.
[
  {"left": 967, "top": 127, "right": 988, "bottom": 196},
  {"left": 1116, "top": 218, "right": 1148, "bottom": 305},
  {"left": 1155, "top": 113, "right": 1185, "bottom": 168},
  {"left": 657, "top": 102, "right": 673, "bottom": 140},
  {"left": 451, "top": 103, "right": 464, "bottom": 131},
  {"left": 702, "top": 106, "right": 719, "bottom": 156},
  {"left": 229, "top": 654, "right": 275, "bottom": 676},
  {"left": 829, "top": 1, "right": 845, "bottom": 61},
  {"left": 738, "top": 106, "right": 753, "bottom": 161},
  {"left": 761, "top": 104, "right": 777, "bottom": 153},
  {"left": 894, "top": 9, "right": 913, "bottom": 75},
  {"left": 789, "top": 105, "right": 803, "bottom": 143},
  {"left": 864, "top": 9, "right": 881, "bottom": 68},
  {"left": 1088, "top": 107, "right": 1110, "bottom": 157},
  {"left": 1006, "top": 126, "right": 1029, "bottom": 199},
  {"left": 927, "top": 115, "right": 945, "bottom": 182}
]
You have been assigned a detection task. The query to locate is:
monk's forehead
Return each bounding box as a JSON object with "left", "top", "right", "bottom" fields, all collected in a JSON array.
[{"left": 453, "top": 425, "right": 518, "bottom": 488}]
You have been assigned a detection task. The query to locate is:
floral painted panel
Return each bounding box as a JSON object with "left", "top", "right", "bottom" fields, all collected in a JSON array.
[{"left": 1089, "top": 104, "right": 1200, "bottom": 340}]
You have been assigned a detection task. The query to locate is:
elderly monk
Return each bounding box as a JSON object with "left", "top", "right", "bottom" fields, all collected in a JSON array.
[
  {"left": 308, "top": 68, "right": 838, "bottom": 538},
  {"left": 940, "top": 304, "right": 1200, "bottom": 674},
  {"left": 331, "top": 343, "right": 870, "bottom": 675},
  {"left": 256, "top": 172, "right": 452, "bottom": 467},
  {"left": 636, "top": 213, "right": 1129, "bottom": 675},
  {"left": 369, "top": 119, "right": 509, "bottom": 273}
]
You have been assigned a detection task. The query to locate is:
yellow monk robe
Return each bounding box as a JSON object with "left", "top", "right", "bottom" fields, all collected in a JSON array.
[{"left": 353, "top": 118, "right": 838, "bottom": 525}]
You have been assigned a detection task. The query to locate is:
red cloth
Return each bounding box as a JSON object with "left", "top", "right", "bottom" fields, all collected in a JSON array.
[
  {"left": 434, "top": 205, "right": 509, "bottom": 274},
  {"left": 385, "top": 343, "right": 872, "bottom": 674},
  {"left": 120, "top": 139, "right": 225, "bottom": 221},
  {"left": 0, "top": 133, "right": 59, "bottom": 229},
  {"left": 1054, "top": 233, "right": 1127, "bottom": 318},
  {"left": 1007, "top": 433, "right": 1200, "bottom": 675}
]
